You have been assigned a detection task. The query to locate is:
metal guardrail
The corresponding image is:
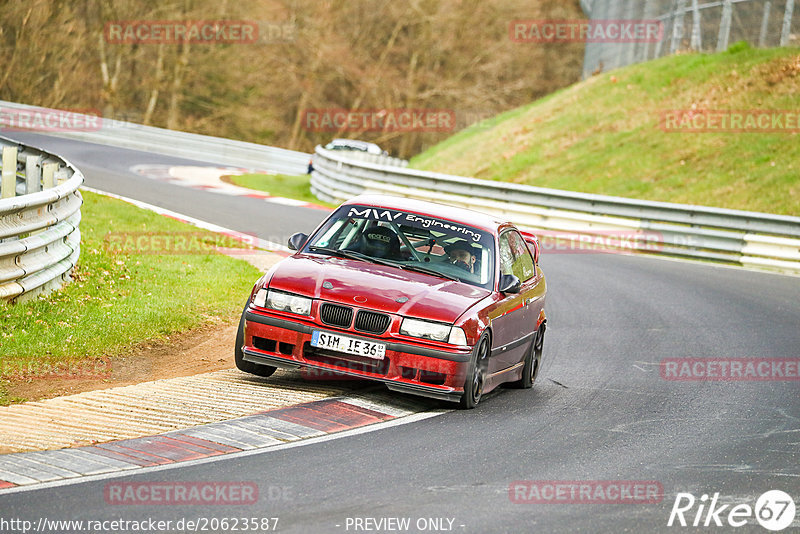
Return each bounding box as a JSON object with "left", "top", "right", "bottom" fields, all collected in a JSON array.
[
  {"left": 311, "top": 146, "right": 800, "bottom": 274},
  {"left": 324, "top": 150, "right": 409, "bottom": 168},
  {"left": 0, "top": 136, "right": 83, "bottom": 302},
  {"left": 0, "top": 101, "right": 310, "bottom": 176}
]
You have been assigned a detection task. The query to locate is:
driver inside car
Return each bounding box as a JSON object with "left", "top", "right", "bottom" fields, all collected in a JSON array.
[{"left": 446, "top": 240, "right": 477, "bottom": 273}]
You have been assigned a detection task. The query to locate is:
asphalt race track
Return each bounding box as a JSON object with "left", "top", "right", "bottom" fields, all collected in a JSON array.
[{"left": 2, "top": 132, "right": 799, "bottom": 533}]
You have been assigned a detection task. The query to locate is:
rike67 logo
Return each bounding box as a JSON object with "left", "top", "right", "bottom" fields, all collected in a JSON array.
[{"left": 668, "top": 490, "right": 796, "bottom": 531}]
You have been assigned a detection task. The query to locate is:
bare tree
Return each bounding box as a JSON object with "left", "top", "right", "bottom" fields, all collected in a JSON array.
[{"left": 0, "top": 0, "right": 585, "bottom": 158}]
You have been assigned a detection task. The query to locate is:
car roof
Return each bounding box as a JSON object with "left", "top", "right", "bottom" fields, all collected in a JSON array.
[
  {"left": 328, "top": 138, "right": 380, "bottom": 149},
  {"left": 342, "top": 194, "right": 509, "bottom": 235}
]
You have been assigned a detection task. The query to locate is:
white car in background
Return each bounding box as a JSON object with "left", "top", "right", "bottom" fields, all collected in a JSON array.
[{"left": 324, "top": 138, "right": 386, "bottom": 155}]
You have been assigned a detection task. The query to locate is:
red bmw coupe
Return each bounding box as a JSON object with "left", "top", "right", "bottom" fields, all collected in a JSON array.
[{"left": 235, "top": 195, "right": 546, "bottom": 408}]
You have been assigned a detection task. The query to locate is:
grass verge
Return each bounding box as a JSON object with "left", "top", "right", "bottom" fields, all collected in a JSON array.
[
  {"left": 0, "top": 190, "right": 262, "bottom": 405},
  {"left": 226, "top": 173, "right": 336, "bottom": 208},
  {"left": 411, "top": 44, "right": 800, "bottom": 216}
]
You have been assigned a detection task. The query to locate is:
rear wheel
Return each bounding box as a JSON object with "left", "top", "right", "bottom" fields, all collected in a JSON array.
[
  {"left": 459, "top": 333, "right": 490, "bottom": 409},
  {"left": 234, "top": 304, "right": 277, "bottom": 378},
  {"left": 510, "top": 325, "right": 544, "bottom": 389}
]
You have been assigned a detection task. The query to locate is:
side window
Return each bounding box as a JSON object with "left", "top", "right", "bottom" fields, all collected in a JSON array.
[
  {"left": 501, "top": 231, "right": 535, "bottom": 282},
  {"left": 499, "top": 234, "right": 515, "bottom": 276},
  {"left": 335, "top": 218, "right": 366, "bottom": 249},
  {"left": 314, "top": 219, "right": 347, "bottom": 248}
]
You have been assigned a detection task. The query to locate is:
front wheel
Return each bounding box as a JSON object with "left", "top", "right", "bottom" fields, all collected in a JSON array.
[
  {"left": 459, "top": 333, "right": 490, "bottom": 409},
  {"left": 234, "top": 305, "right": 277, "bottom": 378}
]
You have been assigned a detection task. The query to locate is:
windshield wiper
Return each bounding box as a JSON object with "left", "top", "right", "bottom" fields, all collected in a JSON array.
[
  {"left": 400, "top": 264, "right": 462, "bottom": 282},
  {"left": 308, "top": 246, "right": 368, "bottom": 262},
  {"left": 340, "top": 254, "right": 413, "bottom": 270},
  {"left": 308, "top": 246, "right": 403, "bottom": 268},
  {"left": 308, "top": 246, "right": 459, "bottom": 281}
]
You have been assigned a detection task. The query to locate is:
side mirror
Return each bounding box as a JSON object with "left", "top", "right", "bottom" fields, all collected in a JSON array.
[
  {"left": 287, "top": 232, "right": 309, "bottom": 251},
  {"left": 498, "top": 274, "right": 521, "bottom": 294}
]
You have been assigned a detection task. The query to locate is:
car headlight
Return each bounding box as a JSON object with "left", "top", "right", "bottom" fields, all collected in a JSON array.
[
  {"left": 253, "top": 288, "right": 312, "bottom": 315},
  {"left": 400, "top": 318, "right": 467, "bottom": 345}
]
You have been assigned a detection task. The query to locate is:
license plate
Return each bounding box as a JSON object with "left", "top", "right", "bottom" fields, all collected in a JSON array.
[{"left": 311, "top": 330, "right": 386, "bottom": 360}]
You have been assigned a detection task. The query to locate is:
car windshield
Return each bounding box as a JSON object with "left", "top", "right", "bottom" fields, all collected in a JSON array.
[{"left": 304, "top": 205, "right": 495, "bottom": 289}]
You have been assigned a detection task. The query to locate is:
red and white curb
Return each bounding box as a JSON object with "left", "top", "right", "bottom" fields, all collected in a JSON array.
[
  {"left": 129, "top": 164, "right": 331, "bottom": 211},
  {"left": 0, "top": 394, "right": 442, "bottom": 492}
]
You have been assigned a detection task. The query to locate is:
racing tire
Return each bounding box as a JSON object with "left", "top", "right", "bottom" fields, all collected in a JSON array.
[
  {"left": 459, "top": 333, "right": 490, "bottom": 409},
  {"left": 510, "top": 326, "right": 544, "bottom": 389},
  {"left": 234, "top": 304, "right": 277, "bottom": 378}
]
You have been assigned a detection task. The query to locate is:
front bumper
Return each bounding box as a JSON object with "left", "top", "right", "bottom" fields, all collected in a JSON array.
[{"left": 242, "top": 309, "right": 472, "bottom": 402}]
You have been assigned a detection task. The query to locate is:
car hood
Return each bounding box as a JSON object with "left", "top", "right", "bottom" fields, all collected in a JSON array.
[{"left": 267, "top": 255, "right": 491, "bottom": 323}]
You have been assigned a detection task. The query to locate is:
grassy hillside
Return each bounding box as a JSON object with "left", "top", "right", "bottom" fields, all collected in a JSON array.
[{"left": 411, "top": 44, "right": 800, "bottom": 216}]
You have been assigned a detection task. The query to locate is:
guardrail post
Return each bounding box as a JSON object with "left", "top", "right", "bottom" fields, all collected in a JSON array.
[
  {"left": 781, "top": 0, "right": 795, "bottom": 46},
  {"left": 42, "top": 163, "right": 58, "bottom": 189},
  {"left": 26, "top": 155, "right": 42, "bottom": 194},
  {"left": 654, "top": 14, "right": 668, "bottom": 58},
  {"left": 671, "top": 0, "right": 688, "bottom": 53},
  {"left": 640, "top": 0, "right": 658, "bottom": 61},
  {"left": 622, "top": 0, "right": 639, "bottom": 66},
  {"left": 690, "top": 0, "right": 702, "bottom": 50},
  {"left": 759, "top": 1, "right": 772, "bottom": 47},
  {"left": 717, "top": 0, "right": 733, "bottom": 52},
  {"left": 1, "top": 146, "right": 17, "bottom": 199}
]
